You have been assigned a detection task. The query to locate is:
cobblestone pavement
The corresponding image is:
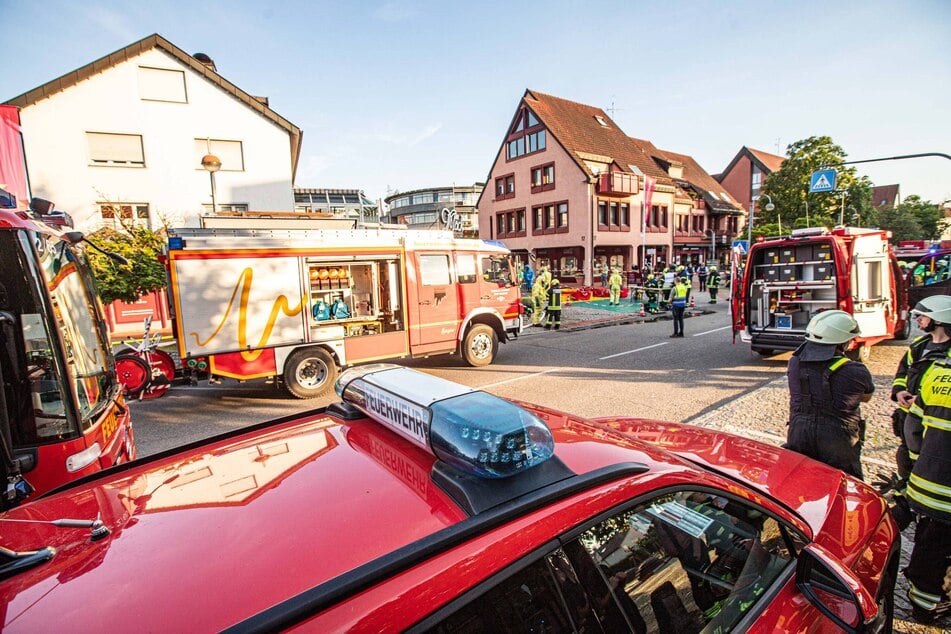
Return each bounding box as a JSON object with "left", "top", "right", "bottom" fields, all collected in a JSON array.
[{"left": 544, "top": 299, "right": 946, "bottom": 632}]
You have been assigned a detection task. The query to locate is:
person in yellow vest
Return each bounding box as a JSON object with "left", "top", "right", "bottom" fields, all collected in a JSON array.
[
  {"left": 544, "top": 279, "right": 562, "bottom": 330},
  {"left": 536, "top": 265, "right": 552, "bottom": 292},
  {"left": 668, "top": 276, "right": 690, "bottom": 337},
  {"left": 905, "top": 334, "right": 951, "bottom": 624},
  {"left": 531, "top": 275, "right": 548, "bottom": 326},
  {"left": 608, "top": 268, "right": 623, "bottom": 305}
]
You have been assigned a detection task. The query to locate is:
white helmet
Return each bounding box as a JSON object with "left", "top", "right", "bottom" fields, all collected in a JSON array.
[
  {"left": 804, "top": 310, "right": 861, "bottom": 345},
  {"left": 912, "top": 295, "right": 951, "bottom": 324}
]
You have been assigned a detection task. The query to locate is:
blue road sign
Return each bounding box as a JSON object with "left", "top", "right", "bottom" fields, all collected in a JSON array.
[
  {"left": 810, "top": 169, "right": 837, "bottom": 193},
  {"left": 732, "top": 240, "right": 749, "bottom": 254}
]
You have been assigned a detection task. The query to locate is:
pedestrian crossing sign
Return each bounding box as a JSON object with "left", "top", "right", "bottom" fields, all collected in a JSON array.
[{"left": 810, "top": 169, "right": 837, "bottom": 193}]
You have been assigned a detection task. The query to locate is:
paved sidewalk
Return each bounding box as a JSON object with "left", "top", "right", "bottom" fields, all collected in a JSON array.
[{"left": 519, "top": 296, "right": 717, "bottom": 334}]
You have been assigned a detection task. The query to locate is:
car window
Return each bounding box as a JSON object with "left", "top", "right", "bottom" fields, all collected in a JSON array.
[
  {"left": 425, "top": 551, "right": 576, "bottom": 633},
  {"left": 570, "top": 490, "right": 797, "bottom": 633}
]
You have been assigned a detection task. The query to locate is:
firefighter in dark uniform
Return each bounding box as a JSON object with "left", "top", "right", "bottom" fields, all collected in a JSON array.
[
  {"left": 706, "top": 265, "right": 721, "bottom": 304},
  {"left": 785, "top": 310, "right": 874, "bottom": 479},
  {"left": 545, "top": 279, "right": 562, "bottom": 330},
  {"left": 905, "top": 346, "right": 951, "bottom": 624},
  {"left": 645, "top": 274, "right": 660, "bottom": 313},
  {"left": 889, "top": 296, "right": 951, "bottom": 527}
]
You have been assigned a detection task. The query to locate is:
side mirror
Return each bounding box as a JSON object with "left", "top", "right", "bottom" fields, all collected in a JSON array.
[{"left": 796, "top": 543, "right": 879, "bottom": 633}]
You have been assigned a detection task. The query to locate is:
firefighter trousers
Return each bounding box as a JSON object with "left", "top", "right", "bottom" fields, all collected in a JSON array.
[
  {"left": 906, "top": 515, "right": 951, "bottom": 616},
  {"left": 786, "top": 417, "right": 864, "bottom": 480}
]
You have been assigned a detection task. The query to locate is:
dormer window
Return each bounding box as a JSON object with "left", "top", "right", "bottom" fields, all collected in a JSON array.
[
  {"left": 506, "top": 106, "right": 546, "bottom": 160},
  {"left": 594, "top": 115, "right": 608, "bottom": 127}
]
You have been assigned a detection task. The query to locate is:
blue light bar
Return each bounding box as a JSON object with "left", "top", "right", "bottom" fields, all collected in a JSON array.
[{"left": 335, "top": 365, "right": 554, "bottom": 478}]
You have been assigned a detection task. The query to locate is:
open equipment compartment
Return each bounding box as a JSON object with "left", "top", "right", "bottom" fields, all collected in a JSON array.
[{"left": 748, "top": 241, "right": 837, "bottom": 336}]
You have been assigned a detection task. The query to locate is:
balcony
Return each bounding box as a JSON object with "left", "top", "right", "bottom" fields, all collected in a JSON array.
[{"left": 596, "top": 172, "right": 639, "bottom": 197}]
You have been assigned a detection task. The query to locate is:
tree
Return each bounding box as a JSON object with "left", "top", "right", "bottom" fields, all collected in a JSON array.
[
  {"left": 875, "top": 196, "right": 947, "bottom": 244},
  {"left": 86, "top": 223, "right": 167, "bottom": 304},
  {"left": 759, "top": 136, "right": 873, "bottom": 230}
]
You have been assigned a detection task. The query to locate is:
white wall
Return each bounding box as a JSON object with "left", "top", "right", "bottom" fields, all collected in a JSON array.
[{"left": 19, "top": 48, "right": 295, "bottom": 230}]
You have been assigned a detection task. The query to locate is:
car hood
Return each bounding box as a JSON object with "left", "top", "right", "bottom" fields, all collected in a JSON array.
[{"left": 592, "top": 417, "right": 888, "bottom": 561}]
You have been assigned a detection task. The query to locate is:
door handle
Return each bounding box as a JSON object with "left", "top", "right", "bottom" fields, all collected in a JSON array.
[
  {"left": 419, "top": 300, "right": 431, "bottom": 306},
  {"left": 481, "top": 295, "right": 491, "bottom": 300}
]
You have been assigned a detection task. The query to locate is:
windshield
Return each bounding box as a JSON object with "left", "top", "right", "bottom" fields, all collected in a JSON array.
[
  {"left": 0, "top": 231, "right": 112, "bottom": 445},
  {"left": 481, "top": 254, "right": 515, "bottom": 287}
]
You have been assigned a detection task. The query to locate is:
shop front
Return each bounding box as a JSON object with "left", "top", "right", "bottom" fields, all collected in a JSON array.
[
  {"left": 593, "top": 246, "right": 631, "bottom": 284},
  {"left": 534, "top": 246, "right": 584, "bottom": 284}
]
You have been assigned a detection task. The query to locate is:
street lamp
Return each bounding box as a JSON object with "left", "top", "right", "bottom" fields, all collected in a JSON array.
[
  {"left": 748, "top": 194, "right": 774, "bottom": 244},
  {"left": 705, "top": 228, "right": 717, "bottom": 266},
  {"left": 201, "top": 152, "right": 222, "bottom": 214}
]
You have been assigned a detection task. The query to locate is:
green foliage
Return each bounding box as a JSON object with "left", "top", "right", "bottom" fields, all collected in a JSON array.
[
  {"left": 759, "top": 136, "right": 873, "bottom": 230},
  {"left": 86, "top": 225, "right": 167, "bottom": 304},
  {"left": 875, "top": 195, "right": 947, "bottom": 243}
]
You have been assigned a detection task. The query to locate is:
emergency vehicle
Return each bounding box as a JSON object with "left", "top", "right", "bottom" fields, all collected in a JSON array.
[
  {"left": 0, "top": 198, "right": 136, "bottom": 507},
  {"left": 165, "top": 228, "right": 523, "bottom": 397},
  {"left": 732, "top": 226, "right": 910, "bottom": 359},
  {"left": 0, "top": 365, "right": 899, "bottom": 631}
]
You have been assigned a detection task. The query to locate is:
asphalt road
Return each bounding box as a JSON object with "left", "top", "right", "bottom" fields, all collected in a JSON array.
[{"left": 129, "top": 303, "right": 794, "bottom": 457}]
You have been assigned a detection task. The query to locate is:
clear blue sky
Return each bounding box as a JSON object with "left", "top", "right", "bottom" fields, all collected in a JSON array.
[{"left": 3, "top": 0, "right": 949, "bottom": 206}]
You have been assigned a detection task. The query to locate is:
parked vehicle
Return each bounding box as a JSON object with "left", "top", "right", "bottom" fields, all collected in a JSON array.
[
  {"left": 732, "top": 226, "right": 910, "bottom": 360},
  {"left": 0, "top": 365, "right": 898, "bottom": 631},
  {"left": 164, "top": 228, "right": 523, "bottom": 398},
  {"left": 113, "top": 316, "right": 176, "bottom": 399},
  {"left": 0, "top": 198, "right": 136, "bottom": 506}
]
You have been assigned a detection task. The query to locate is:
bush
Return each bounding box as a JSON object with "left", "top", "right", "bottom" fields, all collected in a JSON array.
[{"left": 86, "top": 225, "right": 167, "bottom": 304}]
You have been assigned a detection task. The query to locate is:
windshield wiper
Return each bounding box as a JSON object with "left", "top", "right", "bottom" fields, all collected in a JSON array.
[
  {"left": 0, "top": 545, "right": 55, "bottom": 581},
  {"left": 0, "top": 514, "right": 109, "bottom": 541}
]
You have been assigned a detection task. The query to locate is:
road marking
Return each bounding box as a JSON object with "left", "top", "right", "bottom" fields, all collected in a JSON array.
[
  {"left": 692, "top": 326, "right": 732, "bottom": 337},
  {"left": 481, "top": 368, "right": 559, "bottom": 388},
  {"left": 600, "top": 342, "right": 669, "bottom": 360}
]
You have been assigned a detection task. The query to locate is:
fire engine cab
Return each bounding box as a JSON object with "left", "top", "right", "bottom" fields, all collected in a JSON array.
[
  {"left": 165, "top": 228, "right": 523, "bottom": 398},
  {"left": 732, "top": 226, "right": 909, "bottom": 360}
]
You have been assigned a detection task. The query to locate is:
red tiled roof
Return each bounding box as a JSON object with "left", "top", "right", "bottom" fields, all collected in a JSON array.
[
  {"left": 748, "top": 148, "right": 785, "bottom": 173},
  {"left": 871, "top": 184, "right": 900, "bottom": 208},
  {"left": 649, "top": 145, "right": 743, "bottom": 212},
  {"left": 524, "top": 90, "right": 672, "bottom": 185}
]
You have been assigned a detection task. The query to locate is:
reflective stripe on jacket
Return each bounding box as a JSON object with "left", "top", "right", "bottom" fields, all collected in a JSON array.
[{"left": 906, "top": 358, "right": 951, "bottom": 521}]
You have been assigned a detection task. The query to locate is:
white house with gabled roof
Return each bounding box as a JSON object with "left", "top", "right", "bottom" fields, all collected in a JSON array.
[{"left": 5, "top": 33, "right": 302, "bottom": 231}]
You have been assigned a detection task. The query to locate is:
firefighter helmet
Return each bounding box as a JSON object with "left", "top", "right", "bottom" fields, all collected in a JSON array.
[
  {"left": 709, "top": 265, "right": 717, "bottom": 272},
  {"left": 911, "top": 295, "right": 951, "bottom": 324},
  {"left": 805, "top": 310, "right": 861, "bottom": 345},
  {"left": 551, "top": 278, "right": 560, "bottom": 286}
]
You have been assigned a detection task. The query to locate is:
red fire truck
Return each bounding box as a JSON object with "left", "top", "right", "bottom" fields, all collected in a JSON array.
[
  {"left": 0, "top": 198, "right": 137, "bottom": 507},
  {"left": 165, "top": 227, "right": 523, "bottom": 397},
  {"left": 732, "top": 226, "right": 910, "bottom": 360}
]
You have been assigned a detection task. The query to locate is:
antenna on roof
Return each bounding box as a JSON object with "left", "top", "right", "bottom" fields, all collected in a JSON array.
[{"left": 605, "top": 96, "right": 623, "bottom": 119}]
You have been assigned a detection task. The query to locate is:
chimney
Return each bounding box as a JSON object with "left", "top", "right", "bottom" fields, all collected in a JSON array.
[{"left": 193, "top": 52, "right": 217, "bottom": 72}]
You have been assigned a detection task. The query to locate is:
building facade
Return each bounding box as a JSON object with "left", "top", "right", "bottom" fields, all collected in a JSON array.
[
  {"left": 294, "top": 188, "right": 378, "bottom": 219},
  {"left": 716, "top": 146, "right": 785, "bottom": 232},
  {"left": 384, "top": 184, "right": 482, "bottom": 237},
  {"left": 6, "top": 34, "right": 301, "bottom": 231},
  {"left": 477, "top": 90, "right": 740, "bottom": 285}
]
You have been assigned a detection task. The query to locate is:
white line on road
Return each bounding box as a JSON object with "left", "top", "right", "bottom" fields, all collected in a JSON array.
[
  {"left": 600, "top": 342, "right": 669, "bottom": 360},
  {"left": 692, "top": 326, "right": 732, "bottom": 337},
  {"left": 481, "top": 368, "right": 559, "bottom": 389}
]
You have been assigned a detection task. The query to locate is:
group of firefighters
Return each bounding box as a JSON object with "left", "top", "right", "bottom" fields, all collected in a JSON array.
[
  {"left": 784, "top": 297, "right": 951, "bottom": 625},
  {"left": 523, "top": 262, "right": 723, "bottom": 333}
]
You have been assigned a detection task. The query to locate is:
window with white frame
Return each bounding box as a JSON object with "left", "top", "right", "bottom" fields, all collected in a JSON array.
[
  {"left": 138, "top": 66, "right": 187, "bottom": 103},
  {"left": 201, "top": 204, "right": 249, "bottom": 214},
  {"left": 98, "top": 203, "right": 150, "bottom": 228},
  {"left": 193, "top": 139, "right": 244, "bottom": 171},
  {"left": 87, "top": 133, "right": 145, "bottom": 167}
]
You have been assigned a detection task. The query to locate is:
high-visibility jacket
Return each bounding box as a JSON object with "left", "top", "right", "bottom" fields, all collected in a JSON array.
[
  {"left": 547, "top": 286, "right": 562, "bottom": 311},
  {"left": 668, "top": 282, "right": 689, "bottom": 308},
  {"left": 892, "top": 335, "right": 951, "bottom": 412},
  {"left": 608, "top": 271, "right": 623, "bottom": 291},
  {"left": 707, "top": 271, "right": 721, "bottom": 289},
  {"left": 906, "top": 357, "right": 951, "bottom": 522}
]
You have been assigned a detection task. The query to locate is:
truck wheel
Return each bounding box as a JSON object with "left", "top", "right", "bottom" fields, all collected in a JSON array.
[
  {"left": 115, "top": 354, "right": 150, "bottom": 396},
  {"left": 462, "top": 324, "right": 498, "bottom": 367},
  {"left": 283, "top": 347, "right": 337, "bottom": 399},
  {"left": 895, "top": 318, "right": 911, "bottom": 340}
]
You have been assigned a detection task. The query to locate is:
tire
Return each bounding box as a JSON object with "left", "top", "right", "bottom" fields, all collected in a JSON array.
[
  {"left": 115, "top": 354, "right": 150, "bottom": 396},
  {"left": 753, "top": 348, "right": 774, "bottom": 357},
  {"left": 462, "top": 324, "right": 498, "bottom": 367},
  {"left": 894, "top": 317, "right": 911, "bottom": 341},
  {"left": 283, "top": 347, "right": 338, "bottom": 399},
  {"left": 845, "top": 344, "right": 872, "bottom": 363},
  {"left": 141, "top": 349, "right": 176, "bottom": 400}
]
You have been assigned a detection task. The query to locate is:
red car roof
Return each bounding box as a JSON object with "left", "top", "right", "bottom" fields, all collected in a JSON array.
[{"left": 0, "top": 393, "right": 886, "bottom": 630}]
